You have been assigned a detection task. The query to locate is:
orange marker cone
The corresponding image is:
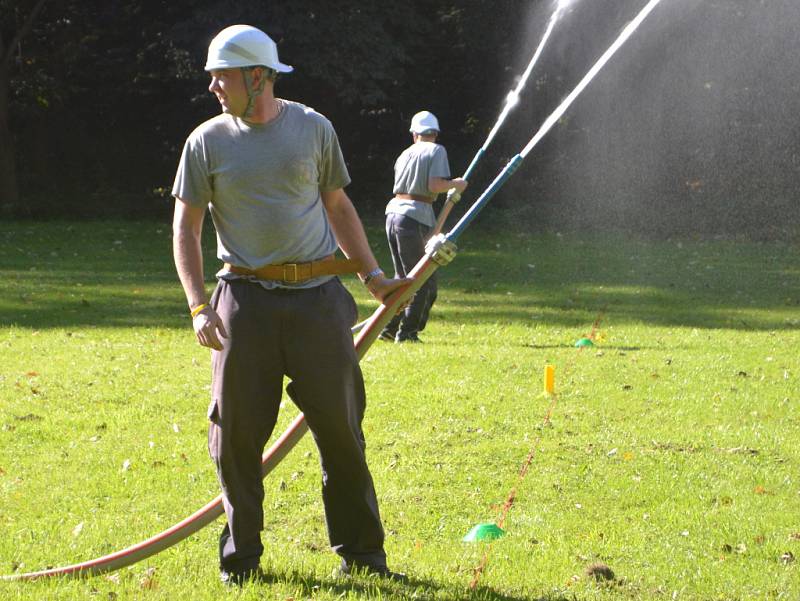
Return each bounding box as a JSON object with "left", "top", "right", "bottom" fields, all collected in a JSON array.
[{"left": 544, "top": 365, "right": 555, "bottom": 394}]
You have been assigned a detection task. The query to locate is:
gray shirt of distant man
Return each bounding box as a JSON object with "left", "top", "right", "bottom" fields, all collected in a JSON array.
[{"left": 385, "top": 141, "right": 451, "bottom": 228}]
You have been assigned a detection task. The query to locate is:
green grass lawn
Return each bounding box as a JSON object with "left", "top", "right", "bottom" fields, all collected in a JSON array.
[{"left": 0, "top": 220, "right": 798, "bottom": 600}]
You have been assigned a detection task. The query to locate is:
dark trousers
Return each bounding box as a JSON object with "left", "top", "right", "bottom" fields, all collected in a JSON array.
[
  {"left": 207, "top": 278, "right": 386, "bottom": 573},
  {"left": 383, "top": 212, "right": 438, "bottom": 339}
]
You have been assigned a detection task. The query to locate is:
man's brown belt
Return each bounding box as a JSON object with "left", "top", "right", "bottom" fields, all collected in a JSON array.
[
  {"left": 394, "top": 193, "right": 433, "bottom": 203},
  {"left": 223, "top": 256, "right": 362, "bottom": 283}
]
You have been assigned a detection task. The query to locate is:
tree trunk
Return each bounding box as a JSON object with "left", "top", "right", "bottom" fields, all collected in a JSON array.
[{"left": 0, "top": 62, "right": 22, "bottom": 217}]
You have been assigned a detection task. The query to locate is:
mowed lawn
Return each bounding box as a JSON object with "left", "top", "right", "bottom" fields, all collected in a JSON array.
[{"left": 0, "top": 220, "right": 798, "bottom": 601}]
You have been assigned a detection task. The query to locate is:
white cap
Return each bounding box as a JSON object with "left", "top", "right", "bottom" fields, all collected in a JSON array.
[
  {"left": 409, "top": 111, "right": 440, "bottom": 134},
  {"left": 205, "top": 25, "right": 293, "bottom": 73}
]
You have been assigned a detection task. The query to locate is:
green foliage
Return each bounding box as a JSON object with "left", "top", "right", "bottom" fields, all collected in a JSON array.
[
  {"left": 0, "top": 221, "right": 798, "bottom": 600},
  {"left": 3, "top": 1, "right": 800, "bottom": 229}
]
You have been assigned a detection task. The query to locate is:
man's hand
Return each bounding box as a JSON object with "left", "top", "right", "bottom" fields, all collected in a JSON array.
[
  {"left": 192, "top": 306, "right": 228, "bottom": 351},
  {"left": 366, "top": 274, "right": 410, "bottom": 304},
  {"left": 429, "top": 176, "right": 468, "bottom": 195},
  {"left": 450, "top": 177, "right": 468, "bottom": 194}
]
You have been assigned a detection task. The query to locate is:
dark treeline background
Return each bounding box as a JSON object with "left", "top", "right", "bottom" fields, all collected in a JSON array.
[{"left": 2, "top": 0, "right": 799, "bottom": 240}]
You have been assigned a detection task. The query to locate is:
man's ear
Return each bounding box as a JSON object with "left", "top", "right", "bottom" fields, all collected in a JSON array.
[{"left": 253, "top": 66, "right": 265, "bottom": 85}]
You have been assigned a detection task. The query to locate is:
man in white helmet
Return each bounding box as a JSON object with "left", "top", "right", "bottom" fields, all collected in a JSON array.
[
  {"left": 172, "top": 24, "right": 406, "bottom": 586},
  {"left": 380, "top": 111, "right": 468, "bottom": 343}
]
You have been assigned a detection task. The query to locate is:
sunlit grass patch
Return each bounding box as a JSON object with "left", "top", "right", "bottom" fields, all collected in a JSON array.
[{"left": 0, "top": 221, "right": 798, "bottom": 600}]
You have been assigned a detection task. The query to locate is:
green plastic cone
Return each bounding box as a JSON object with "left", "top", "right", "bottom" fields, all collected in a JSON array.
[
  {"left": 463, "top": 522, "right": 505, "bottom": 542},
  {"left": 574, "top": 337, "right": 594, "bottom": 348}
]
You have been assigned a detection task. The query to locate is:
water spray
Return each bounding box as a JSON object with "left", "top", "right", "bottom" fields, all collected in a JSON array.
[
  {"left": 432, "top": 0, "right": 568, "bottom": 235},
  {"left": 2, "top": 0, "right": 664, "bottom": 581},
  {"left": 447, "top": 0, "right": 664, "bottom": 242}
]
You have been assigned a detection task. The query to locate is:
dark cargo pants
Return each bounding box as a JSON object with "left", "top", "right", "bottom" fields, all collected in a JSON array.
[
  {"left": 207, "top": 278, "right": 386, "bottom": 573},
  {"left": 383, "top": 212, "right": 438, "bottom": 340}
]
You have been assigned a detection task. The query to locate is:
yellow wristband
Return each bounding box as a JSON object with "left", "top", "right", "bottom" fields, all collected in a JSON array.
[{"left": 190, "top": 303, "right": 208, "bottom": 318}]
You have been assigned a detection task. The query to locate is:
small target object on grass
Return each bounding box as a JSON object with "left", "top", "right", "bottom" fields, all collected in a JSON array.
[
  {"left": 544, "top": 365, "right": 555, "bottom": 394},
  {"left": 463, "top": 523, "right": 505, "bottom": 542}
]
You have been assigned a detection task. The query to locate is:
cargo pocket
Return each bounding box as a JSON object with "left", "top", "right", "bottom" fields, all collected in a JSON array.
[
  {"left": 207, "top": 398, "right": 220, "bottom": 423},
  {"left": 207, "top": 399, "right": 222, "bottom": 462}
]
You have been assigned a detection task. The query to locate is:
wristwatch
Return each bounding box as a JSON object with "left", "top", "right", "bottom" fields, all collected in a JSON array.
[{"left": 361, "top": 267, "right": 384, "bottom": 285}]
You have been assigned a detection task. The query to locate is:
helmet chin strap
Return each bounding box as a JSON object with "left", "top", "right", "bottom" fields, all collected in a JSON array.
[{"left": 240, "top": 67, "right": 268, "bottom": 120}]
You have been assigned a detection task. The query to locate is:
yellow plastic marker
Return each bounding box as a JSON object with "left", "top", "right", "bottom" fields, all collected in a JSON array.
[{"left": 544, "top": 364, "right": 555, "bottom": 394}]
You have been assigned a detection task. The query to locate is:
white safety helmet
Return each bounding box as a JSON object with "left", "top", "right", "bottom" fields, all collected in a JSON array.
[
  {"left": 409, "top": 111, "right": 440, "bottom": 135},
  {"left": 205, "top": 25, "right": 293, "bottom": 73}
]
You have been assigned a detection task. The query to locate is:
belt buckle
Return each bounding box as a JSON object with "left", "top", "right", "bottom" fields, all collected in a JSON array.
[{"left": 282, "top": 263, "right": 299, "bottom": 282}]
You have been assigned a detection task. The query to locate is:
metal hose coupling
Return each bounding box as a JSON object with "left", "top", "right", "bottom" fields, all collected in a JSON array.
[
  {"left": 425, "top": 233, "right": 458, "bottom": 266},
  {"left": 445, "top": 188, "right": 462, "bottom": 205}
]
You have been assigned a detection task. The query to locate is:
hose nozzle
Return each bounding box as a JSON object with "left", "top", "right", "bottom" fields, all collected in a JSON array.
[{"left": 425, "top": 233, "right": 458, "bottom": 266}]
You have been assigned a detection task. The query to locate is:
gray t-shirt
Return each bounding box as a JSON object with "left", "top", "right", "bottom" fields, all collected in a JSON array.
[
  {"left": 172, "top": 100, "right": 351, "bottom": 289},
  {"left": 385, "top": 141, "right": 451, "bottom": 228}
]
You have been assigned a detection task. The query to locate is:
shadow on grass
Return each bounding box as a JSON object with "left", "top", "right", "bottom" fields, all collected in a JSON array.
[
  {"left": 1, "top": 222, "right": 798, "bottom": 331},
  {"left": 437, "top": 233, "right": 800, "bottom": 331},
  {"left": 252, "top": 566, "right": 570, "bottom": 601}
]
